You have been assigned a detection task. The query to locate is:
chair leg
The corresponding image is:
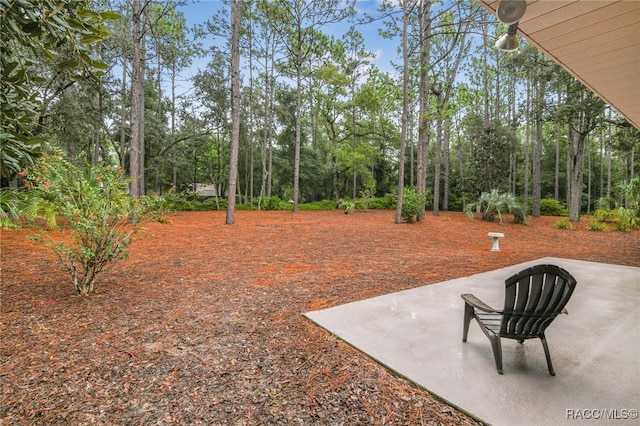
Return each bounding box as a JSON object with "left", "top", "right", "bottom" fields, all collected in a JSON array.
[
  {"left": 462, "top": 303, "right": 474, "bottom": 342},
  {"left": 489, "top": 335, "right": 503, "bottom": 374},
  {"left": 540, "top": 335, "right": 555, "bottom": 376}
]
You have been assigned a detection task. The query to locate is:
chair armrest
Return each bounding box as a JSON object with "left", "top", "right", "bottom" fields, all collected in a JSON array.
[{"left": 461, "top": 293, "right": 501, "bottom": 313}]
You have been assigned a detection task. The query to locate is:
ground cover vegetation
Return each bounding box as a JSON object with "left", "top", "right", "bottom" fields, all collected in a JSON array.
[
  {"left": 2, "top": 0, "right": 640, "bottom": 423},
  {"left": 2, "top": 210, "right": 639, "bottom": 424}
]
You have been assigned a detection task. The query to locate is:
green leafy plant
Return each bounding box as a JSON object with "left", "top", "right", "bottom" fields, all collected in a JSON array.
[
  {"left": 259, "top": 196, "right": 283, "bottom": 211},
  {"left": 358, "top": 179, "right": 376, "bottom": 211},
  {"left": 540, "top": 198, "right": 568, "bottom": 216},
  {"left": 593, "top": 178, "right": 640, "bottom": 231},
  {"left": 1, "top": 1, "right": 118, "bottom": 179},
  {"left": 338, "top": 199, "right": 356, "bottom": 214},
  {"left": 587, "top": 220, "right": 607, "bottom": 232},
  {"left": 401, "top": 187, "right": 426, "bottom": 223},
  {"left": 613, "top": 207, "right": 638, "bottom": 232},
  {"left": 299, "top": 200, "right": 336, "bottom": 210},
  {"left": 13, "top": 153, "right": 155, "bottom": 296},
  {"left": 555, "top": 219, "right": 573, "bottom": 230},
  {"left": 465, "top": 189, "right": 528, "bottom": 225}
]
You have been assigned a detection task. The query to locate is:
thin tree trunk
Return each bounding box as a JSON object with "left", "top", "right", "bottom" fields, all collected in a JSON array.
[
  {"left": 532, "top": 78, "right": 545, "bottom": 217},
  {"left": 433, "top": 112, "right": 442, "bottom": 216},
  {"left": 120, "top": 56, "right": 127, "bottom": 169},
  {"left": 554, "top": 93, "right": 561, "bottom": 200},
  {"left": 568, "top": 126, "right": 586, "bottom": 222},
  {"left": 395, "top": 0, "right": 410, "bottom": 224},
  {"left": 416, "top": 0, "right": 432, "bottom": 221},
  {"left": 130, "top": 0, "right": 144, "bottom": 199},
  {"left": 523, "top": 76, "right": 530, "bottom": 211},
  {"left": 587, "top": 138, "right": 592, "bottom": 214},
  {"left": 442, "top": 116, "right": 450, "bottom": 211},
  {"left": 171, "top": 64, "right": 177, "bottom": 187},
  {"left": 226, "top": 0, "right": 242, "bottom": 224}
]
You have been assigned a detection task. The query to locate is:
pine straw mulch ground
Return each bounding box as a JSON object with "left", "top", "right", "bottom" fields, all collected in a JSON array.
[{"left": 2, "top": 209, "right": 639, "bottom": 425}]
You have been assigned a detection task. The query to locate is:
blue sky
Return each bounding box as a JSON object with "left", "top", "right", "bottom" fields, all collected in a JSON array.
[{"left": 175, "top": 0, "right": 403, "bottom": 80}]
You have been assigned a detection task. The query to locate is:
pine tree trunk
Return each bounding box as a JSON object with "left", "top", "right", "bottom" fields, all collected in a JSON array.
[
  {"left": 395, "top": 0, "right": 410, "bottom": 224},
  {"left": 568, "top": 127, "right": 586, "bottom": 222},
  {"left": 130, "top": 0, "right": 143, "bottom": 199},
  {"left": 226, "top": 0, "right": 242, "bottom": 224}
]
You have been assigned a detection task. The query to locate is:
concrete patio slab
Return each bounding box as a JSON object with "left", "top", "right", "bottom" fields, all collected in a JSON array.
[{"left": 305, "top": 257, "right": 640, "bottom": 426}]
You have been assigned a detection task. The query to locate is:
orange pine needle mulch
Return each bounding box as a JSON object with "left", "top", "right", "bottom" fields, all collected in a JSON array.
[{"left": 2, "top": 210, "right": 638, "bottom": 424}]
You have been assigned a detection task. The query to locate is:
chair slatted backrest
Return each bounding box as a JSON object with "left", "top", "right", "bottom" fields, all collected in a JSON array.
[{"left": 501, "top": 264, "right": 577, "bottom": 339}]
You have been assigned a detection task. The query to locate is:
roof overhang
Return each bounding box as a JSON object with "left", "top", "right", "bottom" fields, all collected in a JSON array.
[{"left": 475, "top": 0, "right": 640, "bottom": 129}]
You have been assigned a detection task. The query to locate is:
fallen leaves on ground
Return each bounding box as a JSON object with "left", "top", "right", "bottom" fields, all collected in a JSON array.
[{"left": 2, "top": 210, "right": 638, "bottom": 425}]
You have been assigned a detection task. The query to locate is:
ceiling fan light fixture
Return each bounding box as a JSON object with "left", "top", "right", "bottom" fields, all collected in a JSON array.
[{"left": 496, "top": 0, "right": 527, "bottom": 25}]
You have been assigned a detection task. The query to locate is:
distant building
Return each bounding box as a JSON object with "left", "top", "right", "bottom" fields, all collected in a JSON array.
[{"left": 195, "top": 183, "right": 226, "bottom": 199}]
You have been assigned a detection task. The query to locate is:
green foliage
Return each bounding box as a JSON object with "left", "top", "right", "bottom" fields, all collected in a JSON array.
[
  {"left": 462, "top": 114, "right": 518, "bottom": 195},
  {"left": 593, "top": 208, "right": 619, "bottom": 223},
  {"left": 11, "top": 153, "right": 154, "bottom": 296},
  {"left": 465, "top": 189, "right": 528, "bottom": 225},
  {"left": 367, "top": 196, "right": 395, "bottom": 210},
  {"left": 595, "top": 197, "right": 617, "bottom": 211},
  {"left": 587, "top": 220, "right": 607, "bottom": 232},
  {"left": 299, "top": 200, "right": 336, "bottom": 210},
  {"left": 358, "top": 179, "right": 376, "bottom": 211},
  {"left": 259, "top": 196, "right": 283, "bottom": 211},
  {"left": 554, "top": 219, "right": 573, "bottom": 230},
  {"left": 0, "top": 189, "right": 21, "bottom": 229},
  {"left": 540, "top": 198, "right": 568, "bottom": 216},
  {"left": 401, "top": 187, "right": 426, "bottom": 223},
  {"left": 592, "top": 178, "right": 640, "bottom": 231},
  {"left": 0, "top": 1, "right": 117, "bottom": 178},
  {"left": 594, "top": 207, "right": 639, "bottom": 232},
  {"left": 338, "top": 199, "right": 355, "bottom": 214}
]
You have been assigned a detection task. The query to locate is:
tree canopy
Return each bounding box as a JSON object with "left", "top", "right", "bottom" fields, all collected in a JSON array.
[{"left": 2, "top": 0, "right": 638, "bottom": 223}]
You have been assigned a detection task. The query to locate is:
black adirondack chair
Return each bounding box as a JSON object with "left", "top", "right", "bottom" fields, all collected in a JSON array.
[{"left": 461, "top": 264, "right": 577, "bottom": 375}]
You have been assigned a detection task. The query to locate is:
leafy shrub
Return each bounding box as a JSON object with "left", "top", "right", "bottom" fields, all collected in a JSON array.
[
  {"left": 401, "top": 187, "right": 426, "bottom": 223},
  {"left": 259, "top": 196, "right": 282, "bottom": 210},
  {"left": 202, "top": 196, "right": 226, "bottom": 210},
  {"left": 0, "top": 189, "right": 21, "bottom": 229},
  {"left": 613, "top": 207, "right": 638, "bottom": 232},
  {"left": 299, "top": 200, "right": 336, "bottom": 210},
  {"left": 593, "top": 208, "right": 618, "bottom": 223},
  {"left": 540, "top": 198, "right": 568, "bottom": 216},
  {"left": 358, "top": 180, "right": 376, "bottom": 211},
  {"left": 595, "top": 196, "right": 617, "bottom": 211},
  {"left": 361, "top": 194, "right": 393, "bottom": 210},
  {"left": 465, "top": 189, "right": 528, "bottom": 225},
  {"left": 338, "top": 199, "right": 355, "bottom": 214},
  {"left": 587, "top": 220, "right": 607, "bottom": 232},
  {"left": 555, "top": 219, "right": 573, "bottom": 230},
  {"left": 15, "top": 153, "right": 159, "bottom": 296}
]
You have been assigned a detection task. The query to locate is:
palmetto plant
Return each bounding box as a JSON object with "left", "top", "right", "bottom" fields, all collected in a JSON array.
[
  {"left": 465, "top": 189, "right": 528, "bottom": 225},
  {"left": 593, "top": 177, "right": 640, "bottom": 231}
]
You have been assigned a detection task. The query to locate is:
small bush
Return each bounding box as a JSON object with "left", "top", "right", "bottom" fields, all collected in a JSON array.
[
  {"left": 369, "top": 195, "right": 395, "bottom": 210},
  {"left": 555, "top": 219, "right": 573, "bottom": 230},
  {"left": 401, "top": 187, "right": 426, "bottom": 223},
  {"left": 587, "top": 221, "right": 607, "bottom": 232},
  {"left": 338, "top": 199, "right": 355, "bottom": 214},
  {"left": 540, "top": 198, "right": 568, "bottom": 216},
  {"left": 593, "top": 208, "right": 618, "bottom": 223},
  {"left": 259, "top": 196, "right": 282, "bottom": 210},
  {"left": 16, "top": 153, "right": 159, "bottom": 296}
]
